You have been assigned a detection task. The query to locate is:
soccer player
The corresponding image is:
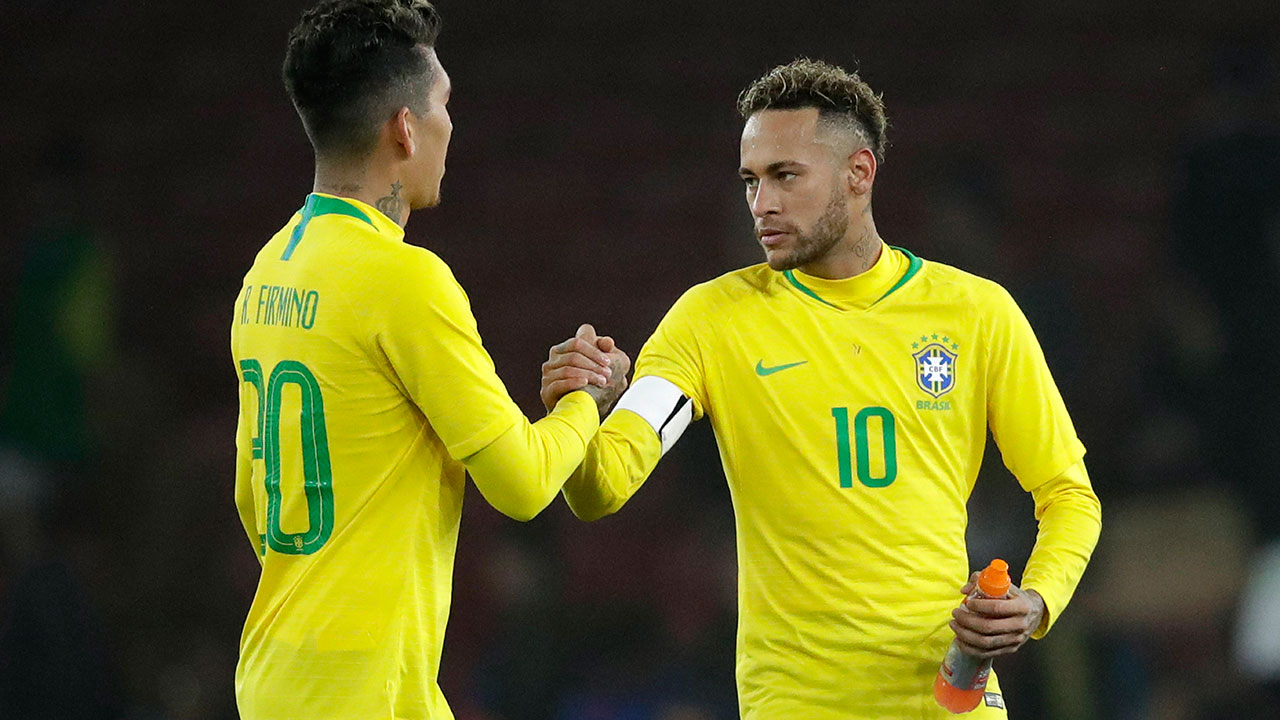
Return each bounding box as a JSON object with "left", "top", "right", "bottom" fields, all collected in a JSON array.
[
  {"left": 541, "top": 59, "right": 1102, "bottom": 718},
  {"left": 230, "top": 2, "right": 625, "bottom": 718}
]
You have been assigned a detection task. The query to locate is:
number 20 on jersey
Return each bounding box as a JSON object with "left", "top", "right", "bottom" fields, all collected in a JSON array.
[{"left": 242, "top": 358, "right": 335, "bottom": 555}]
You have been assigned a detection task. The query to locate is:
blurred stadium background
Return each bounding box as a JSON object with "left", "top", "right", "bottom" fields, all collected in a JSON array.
[{"left": 2, "top": 1, "right": 1279, "bottom": 718}]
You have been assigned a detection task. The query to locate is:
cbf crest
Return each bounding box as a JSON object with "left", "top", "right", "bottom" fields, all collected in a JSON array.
[{"left": 912, "top": 334, "right": 959, "bottom": 398}]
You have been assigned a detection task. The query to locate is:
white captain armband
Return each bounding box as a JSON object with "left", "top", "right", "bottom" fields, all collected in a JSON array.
[{"left": 612, "top": 376, "right": 693, "bottom": 456}]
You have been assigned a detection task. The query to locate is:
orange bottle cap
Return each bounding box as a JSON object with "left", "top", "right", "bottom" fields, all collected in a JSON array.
[{"left": 977, "top": 558, "right": 1011, "bottom": 597}]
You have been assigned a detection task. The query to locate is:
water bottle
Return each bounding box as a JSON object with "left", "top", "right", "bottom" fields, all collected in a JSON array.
[{"left": 933, "top": 558, "right": 1012, "bottom": 713}]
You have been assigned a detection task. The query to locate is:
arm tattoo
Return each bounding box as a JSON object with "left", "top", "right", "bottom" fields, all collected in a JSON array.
[{"left": 375, "top": 181, "right": 404, "bottom": 224}]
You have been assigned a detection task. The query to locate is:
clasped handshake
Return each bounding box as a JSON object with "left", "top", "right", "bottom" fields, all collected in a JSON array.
[{"left": 540, "top": 324, "right": 631, "bottom": 418}]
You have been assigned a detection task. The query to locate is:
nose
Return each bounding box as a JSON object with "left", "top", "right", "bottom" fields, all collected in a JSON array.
[{"left": 750, "top": 181, "right": 781, "bottom": 218}]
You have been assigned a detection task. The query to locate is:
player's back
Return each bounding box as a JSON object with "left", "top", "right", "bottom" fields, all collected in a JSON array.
[{"left": 231, "top": 194, "right": 464, "bottom": 720}]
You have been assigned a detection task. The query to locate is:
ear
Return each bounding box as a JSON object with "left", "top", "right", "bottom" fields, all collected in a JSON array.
[
  {"left": 846, "top": 147, "right": 877, "bottom": 196},
  {"left": 390, "top": 107, "right": 417, "bottom": 159}
]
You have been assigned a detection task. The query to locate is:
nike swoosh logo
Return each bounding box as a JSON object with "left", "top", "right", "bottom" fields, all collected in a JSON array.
[{"left": 755, "top": 359, "right": 808, "bottom": 376}]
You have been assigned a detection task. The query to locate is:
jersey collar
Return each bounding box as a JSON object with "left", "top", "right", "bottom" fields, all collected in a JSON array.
[
  {"left": 280, "top": 193, "right": 407, "bottom": 261},
  {"left": 783, "top": 244, "right": 922, "bottom": 311},
  {"left": 310, "top": 193, "right": 406, "bottom": 240}
]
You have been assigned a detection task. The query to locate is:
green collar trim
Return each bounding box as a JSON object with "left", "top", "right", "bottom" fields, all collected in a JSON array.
[
  {"left": 782, "top": 245, "right": 923, "bottom": 310},
  {"left": 873, "top": 246, "right": 923, "bottom": 305},
  {"left": 782, "top": 269, "right": 840, "bottom": 308},
  {"left": 281, "top": 194, "right": 375, "bottom": 261}
]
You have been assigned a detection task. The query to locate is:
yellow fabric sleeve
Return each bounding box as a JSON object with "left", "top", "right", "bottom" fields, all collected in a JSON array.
[
  {"left": 559, "top": 285, "right": 705, "bottom": 520},
  {"left": 629, "top": 286, "right": 711, "bottom": 420},
  {"left": 561, "top": 409, "right": 664, "bottom": 521},
  {"left": 463, "top": 391, "right": 601, "bottom": 521},
  {"left": 233, "top": 399, "right": 263, "bottom": 565},
  {"left": 370, "top": 248, "right": 524, "bottom": 460},
  {"left": 1021, "top": 458, "right": 1102, "bottom": 638},
  {"left": 985, "top": 285, "right": 1086, "bottom": 489},
  {"left": 363, "top": 246, "right": 602, "bottom": 520}
]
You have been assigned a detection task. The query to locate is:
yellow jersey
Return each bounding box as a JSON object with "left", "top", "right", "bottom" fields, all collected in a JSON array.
[
  {"left": 232, "top": 193, "right": 598, "bottom": 720},
  {"left": 563, "top": 244, "right": 1101, "bottom": 719}
]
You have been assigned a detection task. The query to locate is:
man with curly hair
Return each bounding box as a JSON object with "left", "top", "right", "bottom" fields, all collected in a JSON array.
[
  {"left": 542, "top": 59, "right": 1102, "bottom": 718},
  {"left": 230, "top": 2, "right": 625, "bottom": 718}
]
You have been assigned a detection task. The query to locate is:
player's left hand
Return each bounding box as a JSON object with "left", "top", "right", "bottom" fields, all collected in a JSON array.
[{"left": 948, "top": 573, "right": 1046, "bottom": 659}]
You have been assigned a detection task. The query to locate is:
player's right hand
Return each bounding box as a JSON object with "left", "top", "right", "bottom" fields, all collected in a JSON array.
[{"left": 541, "top": 324, "right": 630, "bottom": 415}]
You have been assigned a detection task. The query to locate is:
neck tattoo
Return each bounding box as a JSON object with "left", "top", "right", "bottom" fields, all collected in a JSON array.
[
  {"left": 376, "top": 181, "right": 404, "bottom": 224},
  {"left": 853, "top": 228, "right": 873, "bottom": 258}
]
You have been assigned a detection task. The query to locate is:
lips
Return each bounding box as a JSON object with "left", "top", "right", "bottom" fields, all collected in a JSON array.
[{"left": 758, "top": 229, "right": 790, "bottom": 248}]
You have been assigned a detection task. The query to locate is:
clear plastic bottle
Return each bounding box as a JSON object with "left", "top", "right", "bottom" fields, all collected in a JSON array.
[{"left": 933, "top": 558, "right": 1012, "bottom": 713}]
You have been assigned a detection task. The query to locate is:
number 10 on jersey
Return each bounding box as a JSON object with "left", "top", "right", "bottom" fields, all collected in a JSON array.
[{"left": 831, "top": 406, "right": 897, "bottom": 488}]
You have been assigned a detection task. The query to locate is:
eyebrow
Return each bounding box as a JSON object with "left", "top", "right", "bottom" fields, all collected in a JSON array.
[{"left": 739, "top": 160, "right": 803, "bottom": 176}]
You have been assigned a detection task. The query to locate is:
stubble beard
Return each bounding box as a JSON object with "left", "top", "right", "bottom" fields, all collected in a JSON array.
[
  {"left": 764, "top": 185, "right": 851, "bottom": 272},
  {"left": 416, "top": 188, "right": 442, "bottom": 209},
  {"left": 412, "top": 168, "right": 445, "bottom": 210}
]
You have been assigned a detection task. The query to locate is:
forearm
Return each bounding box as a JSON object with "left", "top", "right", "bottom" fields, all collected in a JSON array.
[
  {"left": 1022, "top": 459, "right": 1102, "bottom": 638},
  {"left": 463, "top": 391, "right": 600, "bottom": 521},
  {"left": 562, "top": 409, "right": 663, "bottom": 521}
]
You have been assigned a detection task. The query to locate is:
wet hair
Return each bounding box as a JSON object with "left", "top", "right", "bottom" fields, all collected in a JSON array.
[
  {"left": 283, "top": 0, "right": 442, "bottom": 158},
  {"left": 737, "top": 58, "right": 888, "bottom": 163}
]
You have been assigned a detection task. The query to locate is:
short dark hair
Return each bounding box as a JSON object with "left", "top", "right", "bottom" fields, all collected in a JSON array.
[
  {"left": 283, "top": 0, "right": 442, "bottom": 158},
  {"left": 737, "top": 58, "right": 888, "bottom": 163}
]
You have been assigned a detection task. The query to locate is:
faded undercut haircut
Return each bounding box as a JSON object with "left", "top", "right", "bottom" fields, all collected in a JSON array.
[
  {"left": 737, "top": 58, "right": 888, "bottom": 164},
  {"left": 284, "top": 0, "right": 442, "bottom": 158}
]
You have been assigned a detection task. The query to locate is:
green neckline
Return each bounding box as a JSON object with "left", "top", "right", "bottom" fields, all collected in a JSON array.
[
  {"left": 875, "top": 246, "right": 923, "bottom": 304},
  {"left": 281, "top": 194, "right": 376, "bottom": 261},
  {"left": 783, "top": 269, "right": 840, "bottom": 308},
  {"left": 783, "top": 246, "right": 923, "bottom": 309}
]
